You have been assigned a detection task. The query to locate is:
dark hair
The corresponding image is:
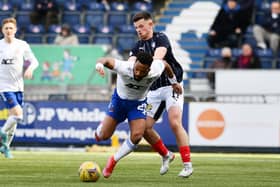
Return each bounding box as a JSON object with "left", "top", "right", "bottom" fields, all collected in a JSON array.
[
  {"left": 136, "top": 52, "right": 153, "bottom": 66},
  {"left": 132, "top": 11, "right": 153, "bottom": 22},
  {"left": 61, "top": 24, "right": 71, "bottom": 36}
]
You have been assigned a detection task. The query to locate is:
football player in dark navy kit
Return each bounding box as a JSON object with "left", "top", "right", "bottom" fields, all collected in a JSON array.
[{"left": 128, "top": 11, "right": 193, "bottom": 178}]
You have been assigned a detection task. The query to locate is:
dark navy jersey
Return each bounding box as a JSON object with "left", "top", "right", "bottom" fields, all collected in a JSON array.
[{"left": 130, "top": 32, "right": 183, "bottom": 90}]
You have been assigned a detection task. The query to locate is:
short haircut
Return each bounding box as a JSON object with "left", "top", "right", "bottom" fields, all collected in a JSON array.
[
  {"left": 2, "top": 17, "right": 17, "bottom": 27},
  {"left": 136, "top": 52, "right": 153, "bottom": 66},
  {"left": 132, "top": 11, "right": 152, "bottom": 22}
]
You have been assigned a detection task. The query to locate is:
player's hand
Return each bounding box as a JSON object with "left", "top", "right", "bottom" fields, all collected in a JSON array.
[
  {"left": 96, "top": 63, "right": 105, "bottom": 76},
  {"left": 172, "top": 83, "right": 182, "bottom": 95},
  {"left": 24, "top": 68, "right": 33, "bottom": 79}
]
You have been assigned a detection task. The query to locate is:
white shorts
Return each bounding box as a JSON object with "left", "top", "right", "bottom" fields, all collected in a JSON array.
[{"left": 146, "top": 84, "right": 184, "bottom": 120}]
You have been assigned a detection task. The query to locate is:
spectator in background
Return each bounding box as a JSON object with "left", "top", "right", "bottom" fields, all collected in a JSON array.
[
  {"left": 54, "top": 24, "right": 79, "bottom": 45},
  {"left": 231, "top": 43, "right": 261, "bottom": 69},
  {"left": 30, "top": 0, "right": 59, "bottom": 30},
  {"left": 207, "top": 0, "right": 242, "bottom": 48},
  {"left": 253, "top": 1, "right": 280, "bottom": 56},
  {"left": 207, "top": 47, "right": 233, "bottom": 89},
  {"left": 223, "top": 0, "right": 254, "bottom": 32}
]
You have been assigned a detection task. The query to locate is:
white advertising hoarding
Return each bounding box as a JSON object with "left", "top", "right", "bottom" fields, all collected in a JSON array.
[
  {"left": 189, "top": 103, "right": 280, "bottom": 147},
  {"left": 216, "top": 70, "right": 280, "bottom": 95}
]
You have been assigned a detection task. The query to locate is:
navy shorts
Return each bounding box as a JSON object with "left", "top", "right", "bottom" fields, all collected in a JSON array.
[
  {"left": 0, "top": 92, "right": 24, "bottom": 109},
  {"left": 107, "top": 89, "right": 147, "bottom": 123}
]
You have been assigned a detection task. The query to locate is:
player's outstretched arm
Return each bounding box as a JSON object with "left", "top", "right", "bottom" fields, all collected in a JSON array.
[
  {"left": 95, "top": 57, "right": 115, "bottom": 76},
  {"left": 163, "top": 61, "right": 182, "bottom": 95}
]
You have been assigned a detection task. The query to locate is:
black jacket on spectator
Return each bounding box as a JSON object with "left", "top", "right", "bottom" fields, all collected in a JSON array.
[
  {"left": 210, "top": 5, "right": 242, "bottom": 35},
  {"left": 208, "top": 4, "right": 243, "bottom": 48}
]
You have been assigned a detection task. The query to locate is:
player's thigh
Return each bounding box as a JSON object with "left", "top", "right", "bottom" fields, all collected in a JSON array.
[
  {"left": 9, "top": 105, "right": 23, "bottom": 116},
  {"left": 1, "top": 92, "right": 23, "bottom": 116},
  {"left": 147, "top": 90, "right": 165, "bottom": 121},
  {"left": 165, "top": 85, "right": 184, "bottom": 113},
  {"left": 101, "top": 115, "right": 118, "bottom": 138}
]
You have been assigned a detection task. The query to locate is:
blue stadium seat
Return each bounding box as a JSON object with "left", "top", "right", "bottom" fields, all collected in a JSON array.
[
  {"left": 158, "top": 16, "right": 173, "bottom": 24},
  {"left": 48, "top": 24, "right": 62, "bottom": 34},
  {"left": 116, "top": 34, "right": 136, "bottom": 53},
  {"left": 117, "top": 24, "right": 135, "bottom": 34},
  {"left": 0, "top": 2, "right": 12, "bottom": 12},
  {"left": 23, "top": 34, "right": 44, "bottom": 44},
  {"left": 84, "top": 11, "right": 104, "bottom": 28},
  {"left": 132, "top": 2, "right": 152, "bottom": 11},
  {"left": 244, "top": 35, "right": 257, "bottom": 48},
  {"left": 62, "top": 12, "right": 81, "bottom": 25},
  {"left": 107, "top": 12, "right": 128, "bottom": 28},
  {"left": 78, "top": 34, "right": 90, "bottom": 44},
  {"left": 154, "top": 25, "right": 166, "bottom": 32},
  {"left": 232, "top": 48, "right": 242, "bottom": 57},
  {"left": 10, "top": 0, "right": 23, "bottom": 9},
  {"left": 96, "top": 25, "right": 114, "bottom": 34},
  {"left": 18, "top": 2, "right": 33, "bottom": 11},
  {"left": 92, "top": 34, "right": 113, "bottom": 45},
  {"left": 87, "top": 2, "right": 106, "bottom": 11},
  {"left": 26, "top": 24, "right": 45, "bottom": 34},
  {"left": 163, "top": 9, "right": 181, "bottom": 16},
  {"left": 111, "top": 2, "right": 128, "bottom": 12},
  {"left": 260, "top": 58, "right": 274, "bottom": 69},
  {"left": 45, "top": 34, "right": 56, "bottom": 44},
  {"left": 205, "top": 48, "right": 221, "bottom": 57},
  {"left": 72, "top": 24, "right": 91, "bottom": 34},
  {"left": 64, "top": 1, "right": 81, "bottom": 11},
  {"left": 168, "top": 2, "right": 192, "bottom": 9},
  {"left": 277, "top": 60, "right": 280, "bottom": 69},
  {"left": 256, "top": 48, "right": 273, "bottom": 58},
  {"left": 181, "top": 31, "right": 198, "bottom": 40},
  {"left": 190, "top": 63, "right": 203, "bottom": 69},
  {"left": 16, "top": 11, "right": 32, "bottom": 27},
  {"left": 256, "top": 48, "right": 274, "bottom": 69},
  {"left": 0, "top": 12, "right": 11, "bottom": 23}
]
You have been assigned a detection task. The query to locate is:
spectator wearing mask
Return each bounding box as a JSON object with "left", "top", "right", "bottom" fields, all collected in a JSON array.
[
  {"left": 54, "top": 24, "right": 79, "bottom": 45},
  {"left": 207, "top": 47, "right": 233, "bottom": 89},
  {"left": 231, "top": 43, "right": 261, "bottom": 69},
  {"left": 253, "top": 1, "right": 280, "bottom": 56},
  {"left": 207, "top": 0, "right": 243, "bottom": 48}
]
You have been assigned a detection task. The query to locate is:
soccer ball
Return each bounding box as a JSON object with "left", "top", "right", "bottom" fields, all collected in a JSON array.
[{"left": 78, "top": 161, "right": 101, "bottom": 182}]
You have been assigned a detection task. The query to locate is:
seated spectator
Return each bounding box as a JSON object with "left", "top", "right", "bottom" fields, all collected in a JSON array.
[
  {"left": 207, "top": 47, "right": 233, "bottom": 89},
  {"left": 54, "top": 24, "right": 79, "bottom": 45},
  {"left": 252, "top": 1, "right": 280, "bottom": 56},
  {"left": 231, "top": 43, "right": 261, "bottom": 69},
  {"left": 30, "top": 0, "right": 59, "bottom": 30},
  {"left": 207, "top": 0, "right": 243, "bottom": 48}
]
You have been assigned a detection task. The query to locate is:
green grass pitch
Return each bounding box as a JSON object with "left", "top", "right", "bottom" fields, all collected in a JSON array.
[{"left": 0, "top": 151, "right": 279, "bottom": 187}]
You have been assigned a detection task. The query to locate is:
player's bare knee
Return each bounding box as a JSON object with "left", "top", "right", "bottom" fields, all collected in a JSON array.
[{"left": 130, "top": 133, "right": 143, "bottom": 144}]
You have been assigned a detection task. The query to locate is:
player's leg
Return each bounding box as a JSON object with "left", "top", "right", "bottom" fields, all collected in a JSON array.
[
  {"left": 103, "top": 118, "right": 146, "bottom": 178},
  {"left": 94, "top": 115, "right": 118, "bottom": 141},
  {"left": 145, "top": 89, "right": 175, "bottom": 175},
  {"left": 144, "top": 115, "right": 175, "bottom": 175},
  {"left": 0, "top": 92, "right": 23, "bottom": 158},
  {"left": 103, "top": 100, "right": 146, "bottom": 178},
  {"left": 95, "top": 90, "right": 125, "bottom": 142},
  {"left": 165, "top": 86, "right": 193, "bottom": 178}
]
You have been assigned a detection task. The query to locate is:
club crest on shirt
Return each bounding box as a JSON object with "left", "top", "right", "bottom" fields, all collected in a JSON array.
[{"left": 146, "top": 104, "right": 152, "bottom": 111}]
